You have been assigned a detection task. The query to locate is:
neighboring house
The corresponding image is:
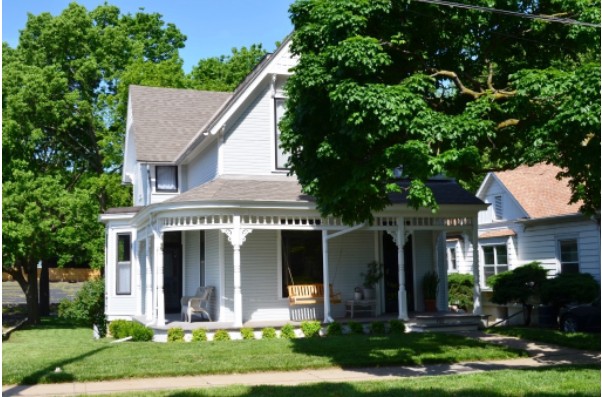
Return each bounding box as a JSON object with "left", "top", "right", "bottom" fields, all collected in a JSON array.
[
  {"left": 100, "top": 38, "right": 488, "bottom": 328},
  {"left": 447, "top": 163, "right": 600, "bottom": 319}
]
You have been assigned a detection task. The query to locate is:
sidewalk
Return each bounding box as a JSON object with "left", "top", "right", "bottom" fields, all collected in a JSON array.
[{"left": 3, "top": 332, "right": 600, "bottom": 397}]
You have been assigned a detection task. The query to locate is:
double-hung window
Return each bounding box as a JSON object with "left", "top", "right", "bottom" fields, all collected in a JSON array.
[
  {"left": 483, "top": 244, "right": 508, "bottom": 285},
  {"left": 116, "top": 233, "right": 132, "bottom": 295},
  {"left": 156, "top": 166, "right": 178, "bottom": 192},
  {"left": 274, "top": 98, "right": 289, "bottom": 170},
  {"left": 447, "top": 247, "right": 457, "bottom": 271},
  {"left": 559, "top": 239, "right": 579, "bottom": 274}
]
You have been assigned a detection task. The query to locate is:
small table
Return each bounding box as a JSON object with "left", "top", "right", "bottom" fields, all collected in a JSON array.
[{"left": 345, "top": 299, "right": 377, "bottom": 318}]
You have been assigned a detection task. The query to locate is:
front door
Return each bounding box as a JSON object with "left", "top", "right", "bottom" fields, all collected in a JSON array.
[
  {"left": 163, "top": 232, "right": 182, "bottom": 313},
  {"left": 383, "top": 233, "right": 414, "bottom": 313}
]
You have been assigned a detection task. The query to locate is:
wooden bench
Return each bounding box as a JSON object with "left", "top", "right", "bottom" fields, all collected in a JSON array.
[{"left": 287, "top": 283, "right": 342, "bottom": 306}]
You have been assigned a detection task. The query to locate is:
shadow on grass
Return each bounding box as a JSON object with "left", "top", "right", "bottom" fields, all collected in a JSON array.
[{"left": 287, "top": 332, "right": 524, "bottom": 368}]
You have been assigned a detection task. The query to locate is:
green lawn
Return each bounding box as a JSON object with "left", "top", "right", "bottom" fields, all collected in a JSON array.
[
  {"left": 106, "top": 366, "right": 602, "bottom": 396},
  {"left": 486, "top": 326, "right": 601, "bottom": 351},
  {"left": 3, "top": 318, "right": 526, "bottom": 385}
]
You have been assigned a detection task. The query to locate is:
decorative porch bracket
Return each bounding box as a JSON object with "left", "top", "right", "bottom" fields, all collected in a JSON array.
[
  {"left": 387, "top": 217, "right": 411, "bottom": 321},
  {"left": 221, "top": 215, "right": 253, "bottom": 328}
]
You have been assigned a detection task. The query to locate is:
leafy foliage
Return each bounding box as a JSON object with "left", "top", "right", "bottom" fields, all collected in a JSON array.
[
  {"left": 389, "top": 319, "right": 406, "bottom": 334},
  {"left": 370, "top": 321, "right": 386, "bottom": 334},
  {"left": 261, "top": 327, "right": 277, "bottom": 339},
  {"left": 280, "top": 323, "right": 297, "bottom": 339},
  {"left": 240, "top": 327, "right": 255, "bottom": 340},
  {"left": 448, "top": 273, "right": 475, "bottom": 311},
  {"left": 167, "top": 327, "right": 185, "bottom": 342},
  {"left": 347, "top": 321, "right": 365, "bottom": 334},
  {"left": 108, "top": 320, "right": 153, "bottom": 341},
  {"left": 540, "top": 273, "right": 600, "bottom": 308},
  {"left": 488, "top": 262, "right": 548, "bottom": 305},
  {"left": 300, "top": 321, "right": 322, "bottom": 338},
  {"left": 58, "top": 279, "right": 106, "bottom": 336},
  {"left": 213, "top": 329, "right": 231, "bottom": 341},
  {"left": 326, "top": 322, "right": 343, "bottom": 336},
  {"left": 192, "top": 328, "right": 208, "bottom": 342},
  {"left": 422, "top": 271, "right": 440, "bottom": 300},
  {"left": 282, "top": 0, "right": 600, "bottom": 223}
]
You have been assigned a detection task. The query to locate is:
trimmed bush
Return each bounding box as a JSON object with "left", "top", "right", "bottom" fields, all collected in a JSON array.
[
  {"left": 300, "top": 321, "right": 321, "bottom": 338},
  {"left": 109, "top": 320, "right": 130, "bottom": 339},
  {"left": 261, "top": 327, "right": 277, "bottom": 339},
  {"left": 389, "top": 319, "right": 406, "bottom": 334},
  {"left": 448, "top": 273, "right": 474, "bottom": 311},
  {"left": 540, "top": 273, "right": 600, "bottom": 308},
  {"left": 107, "top": 320, "right": 153, "bottom": 341},
  {"left": 370, "top": 321, "right": 385, "bottom": 334},
  {"left": 130, "top": 323, "right": 154, "bottom": 341},
  {"left": 213, "top": 329, "right": 230, "bottom": 341},
  {"left": 167, "top": 327, "right": 185, "bottom": 342},
  {"left": 280, "top": 323, "right": 296, "bottom": 339},
  {"left": 191, "top": 328, "right": 207, "bottom": 342},
  {"left": 348, "top": 321, "right": 364, "bottom": 334},
  {"left": 326, "top": 322, "right": 342, "bottom": 336},
  {"left": 240, "top": 327, "right": 255, "bottom": 340},
  {"left": 58, "top": 278, "right": 106, "bottom": 336}
]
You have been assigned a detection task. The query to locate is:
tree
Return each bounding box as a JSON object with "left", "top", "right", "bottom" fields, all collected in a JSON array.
[
  {"left": 189, "top": 44, "right": 268, "bottom": 91},
  {"left": 281, "top": 0, "right": 600, "bottom": 224},
  {"left": 2, "top": 3, "right": 187, "bottom": 324}
]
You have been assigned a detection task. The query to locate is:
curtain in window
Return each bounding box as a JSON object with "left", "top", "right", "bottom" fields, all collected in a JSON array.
[{"left": 156, "top": 166, "right": 178, "bottom": 191}]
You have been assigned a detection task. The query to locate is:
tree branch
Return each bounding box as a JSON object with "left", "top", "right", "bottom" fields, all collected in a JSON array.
[{"left": 497, "top": 119, "right": 520, "bottom": 129}]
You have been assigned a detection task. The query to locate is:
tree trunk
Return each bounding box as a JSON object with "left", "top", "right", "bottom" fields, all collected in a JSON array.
[
  {"left": 12, "top": 261, "right": 41, "bottom": 325},
  {"left": 39, "top": 261, "right": 50, "bottom": 316}
]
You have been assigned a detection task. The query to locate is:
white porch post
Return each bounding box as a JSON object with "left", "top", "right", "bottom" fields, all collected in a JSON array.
[
  {"left": 436, "top": 231, "right": 448, "bottom": 312},
  {"left": 145, "top": 236, "right": 153, "bottom": 321},
  {"left": 153, "top": 225, "right": 166, "bottom": 326},
  {"left": 135, "top": 240, "right": 143, "bottom": 316},
  {"left": 221, "top": 215, "right": 252, "bottom": 328},
  {"left": 397, "top": 217, "right": 409, "bottom": 320},
  {"left": 322, "top": 230, "right": 332, "bottom": 323},
  {"left": 471, "top": 217, "right": 482, "bottom": 315}
]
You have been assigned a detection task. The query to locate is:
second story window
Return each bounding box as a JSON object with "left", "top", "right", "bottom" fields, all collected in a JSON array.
[
  {"left": 274, "top": 98, "right": 290, "bottom": 169},
  {"left": 156, "top": 166, "right": 178, "bottom": 192}
]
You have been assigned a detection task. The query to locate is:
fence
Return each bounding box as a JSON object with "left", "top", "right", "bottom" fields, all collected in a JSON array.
[{"left": 2, "top": 268, "right": 101, "bottom": 283}]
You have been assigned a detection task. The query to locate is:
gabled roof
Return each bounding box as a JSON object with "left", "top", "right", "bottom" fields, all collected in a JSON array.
[
  {"left": 129, "top": 85, "right": 232, "bottom": 162},
  {"left": 492, "top": 163, "right": 581, "bottom": 219}
]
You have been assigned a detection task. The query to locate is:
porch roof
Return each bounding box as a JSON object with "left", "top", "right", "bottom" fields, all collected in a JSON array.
[{"left": 165, "top": 175, "right": 486, "bottom": 207}]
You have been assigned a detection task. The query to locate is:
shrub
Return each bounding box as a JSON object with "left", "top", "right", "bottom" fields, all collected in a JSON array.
[
  {"left": 300, "top": 321, "right": 321, "bottom": 338},
  {"left": 280, "top": 323, "right": 296, "bottom": 339},
  {"left": 109, "top": 319, "right": 130, "bottom": 339},
  {"left": 130, "top": 324, "right": 154, "bottom": 341},
  {"left": 58, "top": 278, "right": 106, "bottom": 336},
  {"left": 348, "top": 321, "right": 364, "bottom": 334},
  {"left": 240, "top": 327, "right": 255, "bottom": 340},
  {"left": 261, "top": 327, "right": 277, "bottom": 339},
  {"left": 370, "top": 321, "right": 385, "bottom": 334},
  {"left": 167, "top": 327, "right": 185, "bottom": 342},
  {"left": 326, "top": 322, "right": 342, "bottom": 336},
  {"left": 448, "top": 273, "right": 474, "bottom": 311},
  {"left": 540, "top": 273, "right": 600, "bottom": 308},
  {"left": 213, "top": 329, "right": 231, "bottom": 341},
  {"left": 389, "top": 319, "right": 406, "bottom": 334},
  {"left": 192, "top": 328, "right": 207, "bottom": 342}
]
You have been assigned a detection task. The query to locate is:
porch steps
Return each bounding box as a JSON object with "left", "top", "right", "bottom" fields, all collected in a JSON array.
[{"left": 408, "top": 313, "right": 488, "bottom": 333}]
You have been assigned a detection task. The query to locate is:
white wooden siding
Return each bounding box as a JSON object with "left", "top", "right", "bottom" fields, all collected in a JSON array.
[
  {"left": 204, "top": 230, "right": 223, "bottom": 320},
  {"left": 479, "top": 179, "right": 526, "bottom": 224},
  {"left": 183, "top": 231, "right": 201, "bottom": 296},
  {"left": 222, "top": 83, "right": 274, "bottom": 175},
  {"left": 186, "top": 140, "right": 219, "bottom": 190}
]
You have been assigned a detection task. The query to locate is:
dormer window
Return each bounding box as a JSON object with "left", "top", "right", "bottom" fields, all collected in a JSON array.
[
  {"left": 274, "top": 98, "right": 289, "bottom": 169},
  {"left": 156, "top": 166, "right": 178, "bottom": 192}
]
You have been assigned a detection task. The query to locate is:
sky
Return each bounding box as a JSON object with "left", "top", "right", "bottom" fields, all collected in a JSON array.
[{"left": 1, "top": 0, "right": 294, "bottom": 72}]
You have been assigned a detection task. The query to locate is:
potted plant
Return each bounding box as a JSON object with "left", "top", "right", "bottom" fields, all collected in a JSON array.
[
  {"left": 422, "top": 270, "right": 439, "bottom": 312},
  {"left": 361, "top": 261, "right": 384, "bottom": 300}
]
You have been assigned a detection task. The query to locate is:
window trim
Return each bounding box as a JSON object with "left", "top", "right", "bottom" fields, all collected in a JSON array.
[
  {"left": 274, "top": 97, "right": 289, "bottom": 170},
  {"left": 558, "top": 238, "right": 580, "bottom": 274},
  {"left": 116, "top": 233, "right": 132, "bottom": 295},
  {"left": 155, "top": 165, "right": 178, "bottom": 193},
  {"left": 482, "top": 243, "right": 509, "bottom": 286}
]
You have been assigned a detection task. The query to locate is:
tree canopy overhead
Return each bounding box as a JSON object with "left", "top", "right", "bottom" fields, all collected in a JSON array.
[{"left": 281, "top": 0, "right": 600, "bottom": 224}]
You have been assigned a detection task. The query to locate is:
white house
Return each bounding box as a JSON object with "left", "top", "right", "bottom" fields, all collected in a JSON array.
[
  {"left": 446, "top": 163, "right": 600, "bottom": 320},
  {"left": 100, "top": 38, "right": 488, "bottom": 329}
]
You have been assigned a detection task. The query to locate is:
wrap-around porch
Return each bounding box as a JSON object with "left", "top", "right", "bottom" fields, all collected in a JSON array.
[{"left": 126, "top": 210, "right": 483, "bottom": 329}]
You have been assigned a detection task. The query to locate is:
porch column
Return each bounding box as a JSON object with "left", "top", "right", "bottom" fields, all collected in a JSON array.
[
  {"left": 221, "top": 215, "right": 252, "bottom": 328},
  {"left": 153, "top": 226, "right": 166, "bottom": 326},
  {"left": 436, "top": 231, "right": 448, "bottom": 311},
  {"left": 470, "top": 217, "right": 482, "bottom": 315},
  {"left": 135, "top": 240, "right": 143, "bottom": 316},
  {"left": 396, "top": 217, "right": 409, "bottom": 321},
  {"left": 322, "top": 230, "right": 333, "bottom": 323},
  {"left": 145, "top": 236, "right": 153, "bottom": 321}
]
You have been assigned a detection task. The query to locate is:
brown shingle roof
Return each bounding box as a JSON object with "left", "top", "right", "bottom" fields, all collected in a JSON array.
[
  {"left": 129, "top": 85, "right": 231, "bottom": 162},
  {"left": 494, "top": 163, "right": 581, "bottom": 219},
  {"left": 479, "top": 228, "right": 516, "bottom": 239}
]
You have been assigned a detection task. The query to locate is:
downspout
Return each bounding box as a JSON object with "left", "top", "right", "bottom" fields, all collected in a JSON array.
[{"left": 146, "top": 164, "right": 151, "bottom": 206}]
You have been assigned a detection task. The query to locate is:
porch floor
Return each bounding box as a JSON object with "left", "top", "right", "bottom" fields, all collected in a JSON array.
[{"left": 136, "top": 311, "right": 487, "bottom": 333}]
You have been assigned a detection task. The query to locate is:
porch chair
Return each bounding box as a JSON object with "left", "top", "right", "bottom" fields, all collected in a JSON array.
[{"left": 180, "top": 286, "right": 214, "bottom": 322}]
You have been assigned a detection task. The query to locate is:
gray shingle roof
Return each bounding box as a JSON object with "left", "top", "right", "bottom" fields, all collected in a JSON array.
[{"left": 129, "top": 85, "right": 232, "bottom": 162}]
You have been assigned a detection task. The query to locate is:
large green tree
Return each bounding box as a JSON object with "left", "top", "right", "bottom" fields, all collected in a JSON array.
[
  {"left": 281, "top": 0, "right": 600, "bottom": 224},
  {"left": 2, "top": 3, "right": 186, "bottom": 324}
]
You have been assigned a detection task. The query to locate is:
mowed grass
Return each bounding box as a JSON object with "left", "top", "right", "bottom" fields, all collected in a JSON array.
[
  {"left": 3, "top": 318, "right": 526, "bottom": 385},
  {"left": 103, "top": 365, "right": 602, "bottom": 397},
  {"left": 486, "top": 326, "right": 601, "bottom": 351}
]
